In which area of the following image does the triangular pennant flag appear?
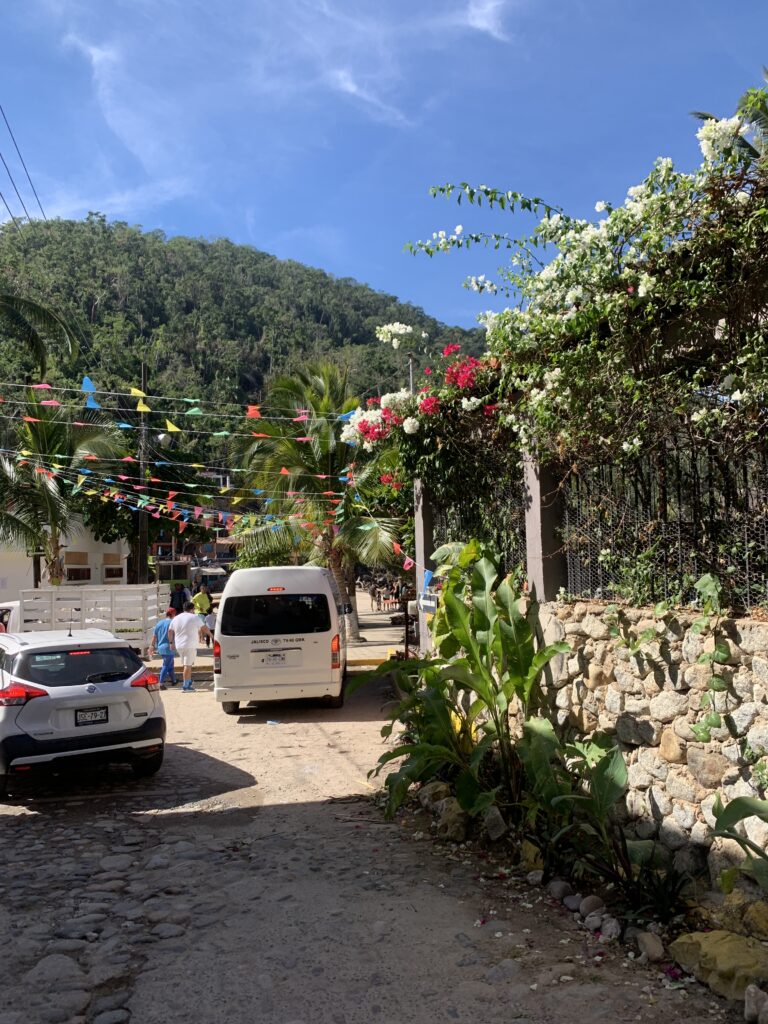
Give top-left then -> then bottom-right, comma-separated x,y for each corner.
185,407 -> 203,416
76,474 -> 87,488
193,506 -> 202,520
393,542 -> 401,555
130,387 -> 146,398
40,399 -> 60,406
23,416 -> 41,423
295,436 -> 314,442
212,430 -> 230,437
178,521 -> 187,534
246,405 -> 261,419
31,383 -> 51,389
403,556 -> 415,571
165,419 -> 181,432
280,467 -> 290,475
251,432 -> 269,438
121,456 -> 137,463
81,376 -> 96,394
117,422 -> 134,429
292,414 -> 309,422
136,399 -> 151,413
85,394 -> 101,410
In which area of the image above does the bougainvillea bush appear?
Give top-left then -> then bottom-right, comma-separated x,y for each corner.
345,90 -> 768,490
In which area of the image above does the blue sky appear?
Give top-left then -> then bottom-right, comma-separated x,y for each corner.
2,0 -> 768,327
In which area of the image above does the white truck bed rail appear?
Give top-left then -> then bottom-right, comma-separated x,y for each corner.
18,585 -> 170,645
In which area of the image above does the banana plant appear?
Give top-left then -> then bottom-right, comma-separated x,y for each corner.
364,541 -> 569,816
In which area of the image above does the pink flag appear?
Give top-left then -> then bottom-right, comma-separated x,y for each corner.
193,506 -> 202,519
403,556 -> 415,571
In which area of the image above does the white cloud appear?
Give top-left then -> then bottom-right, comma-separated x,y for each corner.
43,176 -> 193,220
464,0 -> 511,41
325,68 -> 411,127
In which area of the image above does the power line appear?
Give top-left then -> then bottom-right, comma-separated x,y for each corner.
0,188 -> 22,233
0,148 -> 32,223
0,103 -> 46,220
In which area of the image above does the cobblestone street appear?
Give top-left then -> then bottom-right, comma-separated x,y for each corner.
1,642 -> 741,1024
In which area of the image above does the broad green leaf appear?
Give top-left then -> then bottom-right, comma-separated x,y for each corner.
714,795 -> 768,831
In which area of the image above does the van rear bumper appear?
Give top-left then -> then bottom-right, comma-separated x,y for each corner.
214,680 -> 342,703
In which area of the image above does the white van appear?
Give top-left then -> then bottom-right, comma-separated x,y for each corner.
213,566 -> 347,715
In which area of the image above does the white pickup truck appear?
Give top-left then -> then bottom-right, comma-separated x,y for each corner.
0,585 -> 170,649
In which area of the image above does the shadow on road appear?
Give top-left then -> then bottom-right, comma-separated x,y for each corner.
2,741 -> 256,815
229,674 -> 395,725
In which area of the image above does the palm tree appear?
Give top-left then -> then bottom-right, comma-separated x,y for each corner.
693,68 -> 768,160
238,363 -> 400,639
0,293 -> 78,376
0,395 -> 122,584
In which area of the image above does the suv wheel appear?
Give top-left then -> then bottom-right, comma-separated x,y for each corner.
222,701 -> 240,715
132,749 -> 164,778
0,775 -> 7,799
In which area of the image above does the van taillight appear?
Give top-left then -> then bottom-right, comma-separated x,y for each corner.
213,640 -> 221,673
331,634 -> 340,669
0,681 -> 47,706
131,671 -> 161,692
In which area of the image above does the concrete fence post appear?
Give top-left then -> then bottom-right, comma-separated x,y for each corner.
522,456 -> 568,601
413,478 -> 435,654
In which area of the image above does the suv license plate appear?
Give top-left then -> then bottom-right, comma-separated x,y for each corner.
76,706 -> 108,726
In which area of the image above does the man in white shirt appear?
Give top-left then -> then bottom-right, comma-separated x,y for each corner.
168,602 -> 212,692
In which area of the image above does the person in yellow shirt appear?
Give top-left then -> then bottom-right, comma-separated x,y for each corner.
192,584 -> 213,648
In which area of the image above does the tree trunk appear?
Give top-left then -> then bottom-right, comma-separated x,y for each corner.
44,532 -> 63,586
327,545 -> 360,642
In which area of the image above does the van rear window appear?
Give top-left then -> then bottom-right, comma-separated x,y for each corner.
220,594 -> 331,635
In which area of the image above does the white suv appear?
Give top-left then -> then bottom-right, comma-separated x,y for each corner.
0,629 -> 166,797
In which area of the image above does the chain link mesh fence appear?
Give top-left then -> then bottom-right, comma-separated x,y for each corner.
562,450 -> 768,611
432,473 -> 527,576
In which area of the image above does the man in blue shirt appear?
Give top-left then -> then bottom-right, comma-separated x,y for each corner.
149,608 -> 177,689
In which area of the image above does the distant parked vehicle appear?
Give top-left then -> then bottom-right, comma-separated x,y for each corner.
0,629 -> 166,798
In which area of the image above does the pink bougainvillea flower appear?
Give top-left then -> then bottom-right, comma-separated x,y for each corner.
442,343 -> 461,357
379,473 -> 394,485
445,356 -> 483,390
419,395 -> 441,416
483,404 -> 498,417
366,397 -> 380,407
424,367 -> 432,375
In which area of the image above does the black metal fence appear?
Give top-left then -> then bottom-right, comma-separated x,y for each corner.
432,474 -> 527,577
562,450 -> 768,611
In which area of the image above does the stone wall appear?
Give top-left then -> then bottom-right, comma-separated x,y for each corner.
537,600 -> 768,884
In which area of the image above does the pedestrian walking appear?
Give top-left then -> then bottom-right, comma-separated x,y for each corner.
168,602 -> 212,692
169,583 -> 189,614
204,607 -> 217,646
192,583 -> 212,619
149,608 -> 177,689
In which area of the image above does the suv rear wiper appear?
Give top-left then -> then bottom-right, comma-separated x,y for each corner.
84,671 -> 129,683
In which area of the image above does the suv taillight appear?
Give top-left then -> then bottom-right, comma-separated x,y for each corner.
331,633 -> 340,670
0,681 -> 47,706
130,670 -> 161,692
213,640 -> 221,673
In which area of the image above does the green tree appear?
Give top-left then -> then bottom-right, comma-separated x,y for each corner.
0,397 -> 122,583
238,363 -> 400,638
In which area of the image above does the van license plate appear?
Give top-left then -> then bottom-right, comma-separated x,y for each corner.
76,706 -> 108,726
263,652 -> 285,665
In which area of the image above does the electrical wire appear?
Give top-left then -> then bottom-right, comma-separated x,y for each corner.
0,188 -> 22,232
0,103 -> 46,220
0,148 -> 32,223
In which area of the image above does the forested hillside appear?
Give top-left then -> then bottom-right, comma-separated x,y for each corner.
0,215 -> 481,402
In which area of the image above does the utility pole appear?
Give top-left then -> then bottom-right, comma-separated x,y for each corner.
136,361 -> 149,584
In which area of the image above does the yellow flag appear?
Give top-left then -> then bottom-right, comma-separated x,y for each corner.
219,486 -> 231,494
130,387 -> 146,397
136,399 -> 151,413
232,496 -> 243,505
76,474 -> 87,488
165,419 -> 181,432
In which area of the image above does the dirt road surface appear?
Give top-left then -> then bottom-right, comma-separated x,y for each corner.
1,650 -> 740,1023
